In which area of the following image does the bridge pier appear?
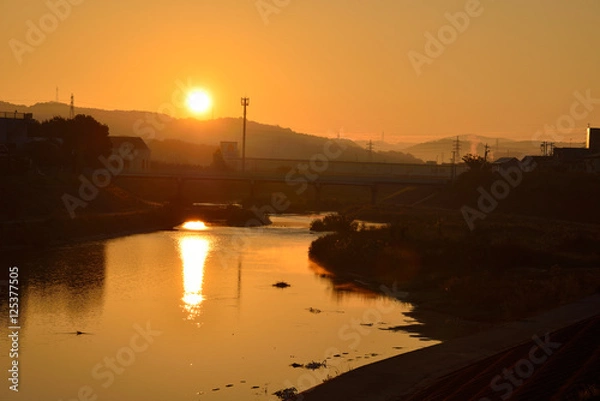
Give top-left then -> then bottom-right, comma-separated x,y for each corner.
370,185 -> 378,205
175,178 -> 185,205
249,179 -> 256,201
313,183 -> 322,212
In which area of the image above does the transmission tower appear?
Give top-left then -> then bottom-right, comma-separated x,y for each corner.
453,136 -> 461,161
451,150 -> 457,180
69,94 -> 75,119
367,139 -> 374,162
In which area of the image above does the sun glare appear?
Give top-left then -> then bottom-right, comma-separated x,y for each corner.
186,90 -> 212,114
182,221 -> 207,231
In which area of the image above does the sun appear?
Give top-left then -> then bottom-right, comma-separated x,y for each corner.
186,89 -> 212,115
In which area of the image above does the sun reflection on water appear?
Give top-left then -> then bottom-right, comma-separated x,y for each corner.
178,236 -> 210,320
182,221 -> 208,231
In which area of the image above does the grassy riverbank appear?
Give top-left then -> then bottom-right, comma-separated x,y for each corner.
0,173 -> 182,250
309,209 -> 600,323
0,172 -> 278,250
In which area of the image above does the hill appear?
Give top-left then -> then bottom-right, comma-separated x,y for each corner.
402,134 -> 586,163
0,101 -> 422,165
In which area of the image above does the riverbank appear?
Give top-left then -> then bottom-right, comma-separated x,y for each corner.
299,294 -> 600,401
0,172 -> 275,251
309,208 -> 600,324
0,207 -> 176,251
0,172 -> 176,250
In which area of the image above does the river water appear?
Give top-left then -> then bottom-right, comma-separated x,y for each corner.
0,214 -> 437,401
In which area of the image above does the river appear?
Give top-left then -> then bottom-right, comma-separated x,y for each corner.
0,214 -> 438,401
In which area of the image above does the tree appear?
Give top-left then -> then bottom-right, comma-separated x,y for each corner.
37,115 -> 111,171
462,153 -> 489,171
210,149 -> 231,172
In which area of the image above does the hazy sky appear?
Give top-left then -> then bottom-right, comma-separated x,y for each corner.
1,0 -> 599,142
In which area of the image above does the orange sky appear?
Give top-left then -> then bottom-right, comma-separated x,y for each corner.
1,0 -> 599,143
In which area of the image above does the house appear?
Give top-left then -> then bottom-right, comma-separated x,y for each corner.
587,127 -> 600,152
108,136 -> 151,173
491,157 -> 520,173
552,148 -> 591,172
0,111 -> 33,151
520,155 -> 556,172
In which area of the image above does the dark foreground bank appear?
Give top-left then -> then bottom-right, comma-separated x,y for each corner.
309,209 -> 600,323
297,295 -> 600,401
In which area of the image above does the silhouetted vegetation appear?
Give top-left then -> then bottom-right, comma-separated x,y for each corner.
309,213 -> 358,232
29,115 -> 111,172
210,148 -> 231,172
309,208 -> 600,322
461,153 -> 489,171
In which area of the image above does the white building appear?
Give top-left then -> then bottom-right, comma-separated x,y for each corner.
109,136 -> 151,173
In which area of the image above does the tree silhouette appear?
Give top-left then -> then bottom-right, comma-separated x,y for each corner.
462,153 -> 489,171
37,115 -> 111,171
210,149 -> 231,172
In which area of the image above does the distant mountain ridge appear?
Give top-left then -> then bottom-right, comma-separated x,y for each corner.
0,101 -> 423,165
401,134 -> 587,163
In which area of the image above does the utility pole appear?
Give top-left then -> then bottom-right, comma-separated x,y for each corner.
69,94 -> 75,119
484,143 -> 490,162
367,139 -> 373,162
241,97 -> 249,172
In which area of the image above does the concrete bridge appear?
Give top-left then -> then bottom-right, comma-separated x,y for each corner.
119,168 -> 455,205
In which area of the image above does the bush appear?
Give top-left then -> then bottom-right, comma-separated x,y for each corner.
309,213 -> 358,232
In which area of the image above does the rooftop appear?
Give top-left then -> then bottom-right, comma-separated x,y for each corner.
109,136 -> 149,151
